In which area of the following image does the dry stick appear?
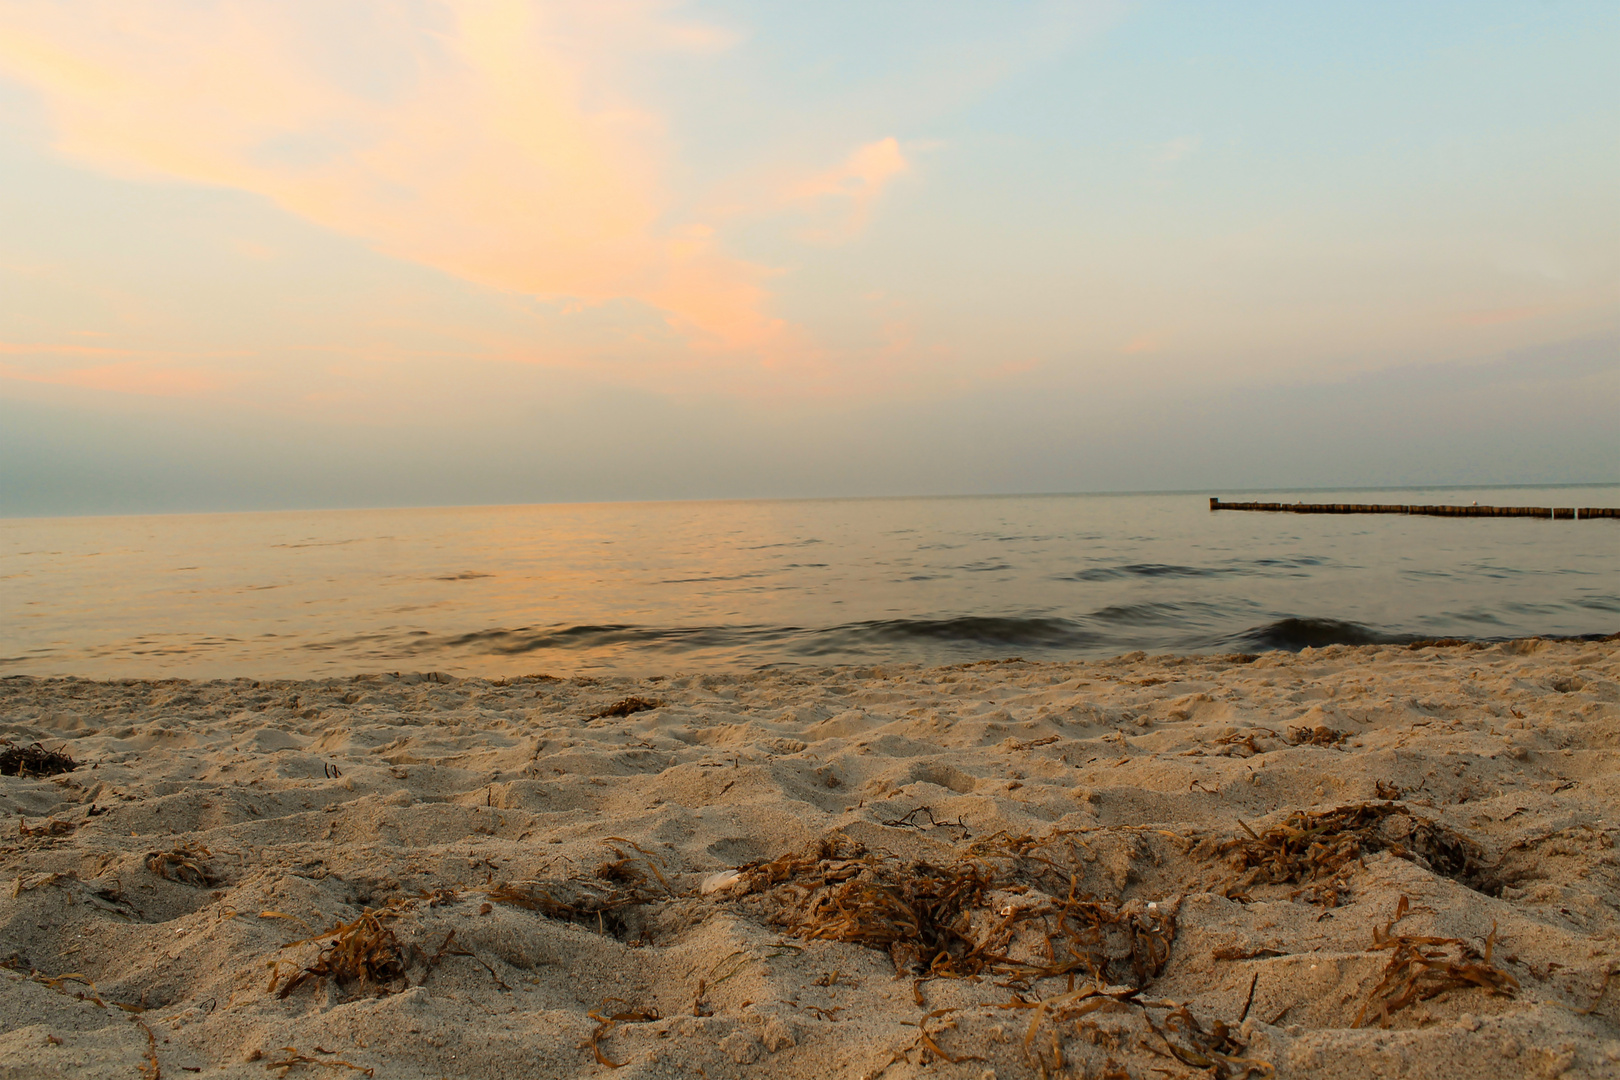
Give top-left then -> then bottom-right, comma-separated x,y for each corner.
880,806 -> 971,837
427,930 -> 509,990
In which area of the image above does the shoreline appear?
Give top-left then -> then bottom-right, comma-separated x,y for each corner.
1,639 -> 1616,1078
6,629 -> 1617,688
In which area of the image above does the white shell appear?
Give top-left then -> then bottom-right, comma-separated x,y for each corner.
701,869 -> 743,895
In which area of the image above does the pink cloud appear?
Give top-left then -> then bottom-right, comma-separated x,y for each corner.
0,360 -> 224,396
0,339 -> 250,396
787,137 -> 910,244
0,1 -> 790,354
0,340 -> 137,357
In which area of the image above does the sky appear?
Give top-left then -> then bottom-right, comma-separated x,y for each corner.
0,0 -> 1616,516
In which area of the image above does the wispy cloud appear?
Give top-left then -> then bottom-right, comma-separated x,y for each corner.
0,1 -> 795,353
0,339 -> 239,395
0,340 -> 138,357
0,360 -> 225,396
786,137 -> 910,244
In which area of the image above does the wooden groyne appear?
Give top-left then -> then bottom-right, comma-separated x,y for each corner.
1210,498 -> 1618,520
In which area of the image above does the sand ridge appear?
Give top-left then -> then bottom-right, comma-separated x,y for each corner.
0,639 -> 1616,1078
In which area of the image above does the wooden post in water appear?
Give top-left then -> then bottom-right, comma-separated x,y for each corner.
1209,498 -> 1614,519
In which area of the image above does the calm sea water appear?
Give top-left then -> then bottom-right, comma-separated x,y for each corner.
2,486 -> 1616,680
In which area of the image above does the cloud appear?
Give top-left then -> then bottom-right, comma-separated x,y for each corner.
1,360 -> 225,396
786,136 -> 910,244
0,340 -> 235,395
0,1 -> 789,353
0,340 -> 137,358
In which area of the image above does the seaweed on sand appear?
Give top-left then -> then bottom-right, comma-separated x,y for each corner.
793,857 -> 994,975
583,1002 -> 660,1068
736,831 -> 1180,986
1214,729 -> 1275,756
270,908 -> 409,1000
146,846 -> 218,888
997,986 -> 1272,1080
425,930 -> 510,991
0,741 -> 75,777
596,837 -> 674,894
864,1007 -> 986,1078
1355,898 -> 1518,1027
17,818 -> 75,838
1287,725 -> 1347,747
484,878 -> 656,937
261,1048 -> 375,1077
1218,802 -> 1487,905
587,697 -> 662,721
483,839 -> 670,937
134,1018 -> 160,1080
1143,1004 -> 1274,1079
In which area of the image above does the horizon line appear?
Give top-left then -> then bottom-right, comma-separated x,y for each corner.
4,479 -> 1619,523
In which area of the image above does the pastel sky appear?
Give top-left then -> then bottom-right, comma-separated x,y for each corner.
1,0 -> 1616,514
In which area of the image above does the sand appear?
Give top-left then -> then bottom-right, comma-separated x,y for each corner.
0,638 -> 1616,1079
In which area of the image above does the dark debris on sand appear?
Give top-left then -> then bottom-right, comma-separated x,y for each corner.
1356,896 -> 1519,1027
588,697 -> 663,721
1215,802 -> 1490,905
270,906 -> 411,1001
146,845 -> 219,888
0,740 -> 76,777
736,832 -> 1178,987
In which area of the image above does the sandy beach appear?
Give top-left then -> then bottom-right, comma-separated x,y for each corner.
1,638 -> 1616,1079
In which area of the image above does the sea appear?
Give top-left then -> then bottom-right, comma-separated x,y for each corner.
2,485 -> 1616,680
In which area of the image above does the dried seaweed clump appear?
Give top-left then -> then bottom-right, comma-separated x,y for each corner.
0,741 -> 75,777
146,845 -> 217,887
1146,1004 -> 1273,1079
596,837 -> 673,893
1219,803 -> 1486,905
485,838 -> 670,938
1286,725 -> 1347,747
738,832 -> 1177,986
1000,984 -> 1270,1080
271,908 -> 409,1000
1356,899 -> 1518,1027
794,854 -> 994,975
588,697 -> 662,720
485,879 -> 653,937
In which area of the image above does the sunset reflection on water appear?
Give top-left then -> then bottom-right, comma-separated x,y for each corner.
4,488 -> 1615,679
